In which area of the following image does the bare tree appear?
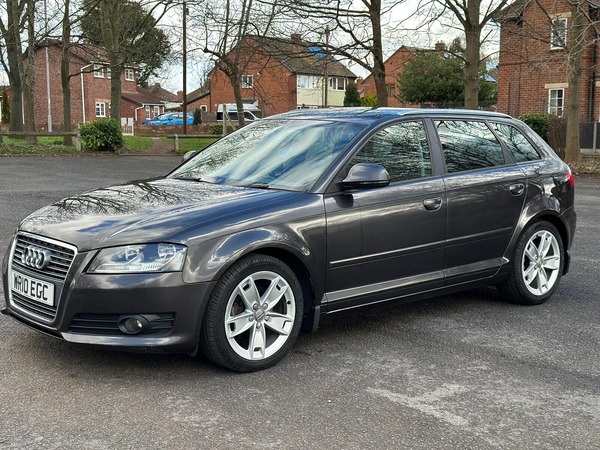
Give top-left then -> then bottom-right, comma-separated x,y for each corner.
194,0 -> 286,126
284,0 -> 404,107
0,0 -> 29,132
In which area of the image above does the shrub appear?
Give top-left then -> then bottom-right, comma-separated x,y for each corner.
209,124 -> 235,135
344,83 -> 361,107
360,93 -> 378,108
193,107 -> 202,125
518,113 -> 550,142
78,118 -> 124,151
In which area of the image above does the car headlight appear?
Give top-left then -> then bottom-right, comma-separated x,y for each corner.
88,243 -> 187,273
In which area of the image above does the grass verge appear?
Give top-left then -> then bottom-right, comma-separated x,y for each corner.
162,137 -> 219,155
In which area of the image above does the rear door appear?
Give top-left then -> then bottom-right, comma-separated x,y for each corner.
432,119 -> 527,284
324,120 -> 446,312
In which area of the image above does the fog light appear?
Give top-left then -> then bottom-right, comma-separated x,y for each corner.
117,315 -> 149,335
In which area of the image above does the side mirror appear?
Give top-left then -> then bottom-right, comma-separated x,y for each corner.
342,163 -> 390,190
183,150 -> 198,161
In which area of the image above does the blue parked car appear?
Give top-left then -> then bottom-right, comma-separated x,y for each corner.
143,112 -> 193,126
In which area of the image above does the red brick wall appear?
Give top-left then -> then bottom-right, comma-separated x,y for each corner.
32,44 -> 140,130
206,51 -> 297,116
358,46 -> 417,107
497,0 -> 598,121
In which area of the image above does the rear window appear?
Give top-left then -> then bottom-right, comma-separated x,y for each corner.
435,120 -> 505,173
491,123 -> 542,162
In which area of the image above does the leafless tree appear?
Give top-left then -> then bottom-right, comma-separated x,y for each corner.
283,0 -> 405,107
192,0 -> 287,126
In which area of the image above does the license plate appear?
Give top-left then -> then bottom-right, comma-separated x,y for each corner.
10,270 -> 55,306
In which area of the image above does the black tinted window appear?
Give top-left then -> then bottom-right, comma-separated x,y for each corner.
492,123 -> 542,162
435,120 -> 505,173
350,121 -> 432,182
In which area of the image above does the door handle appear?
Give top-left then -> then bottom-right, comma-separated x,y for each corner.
509,183 -> 525,196
423,197 -> 442,211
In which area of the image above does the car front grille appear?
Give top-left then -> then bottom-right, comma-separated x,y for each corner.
12,234 -> 76,281
9,233 -> 77,323
11,291 -> 57,322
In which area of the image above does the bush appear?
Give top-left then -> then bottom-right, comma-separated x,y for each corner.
209,124 -> 235,135
360,92 -> 378,108
518,113 -> 550,142
78,118 -> 124,151
193,108 -> 202,125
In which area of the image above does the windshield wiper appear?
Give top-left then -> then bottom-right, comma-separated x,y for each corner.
244,183 -> 271,189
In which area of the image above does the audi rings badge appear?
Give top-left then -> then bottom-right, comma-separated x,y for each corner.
21,246 -> 52,270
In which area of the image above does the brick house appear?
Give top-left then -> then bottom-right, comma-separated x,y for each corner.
496,0 -> 600,121
359,46 -> 418,107
188,35 -> 357,116
26,42 -> 153,129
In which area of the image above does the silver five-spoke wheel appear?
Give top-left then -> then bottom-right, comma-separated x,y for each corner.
225,271 -> 296,360
201,254 -> 303,372
500,221 -> 564,305
521,229 -> 561,296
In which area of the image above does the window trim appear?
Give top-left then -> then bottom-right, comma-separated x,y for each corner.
95,102 -> 106,117
125,68 -> 135,81
241,75 -> 254,89
548,88 -> 565,117
550,17 -> 567,49
93,64 -> 104,78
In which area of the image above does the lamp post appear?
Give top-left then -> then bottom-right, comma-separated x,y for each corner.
182,0 -> 188,135
323,26 -> 329,109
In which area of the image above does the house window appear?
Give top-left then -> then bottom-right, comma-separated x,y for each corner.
200,105 -> 207,112
95,102 -> 106,117
386,84 -> 396,97
551,18 -> 567,49
329,77 -> 348,91
106,67 -> 111,79
125,68 -> 135,81
94,64 -> 104,78
145,105 -> 151,118
297,75 -> 319,89
241,75 -> 253,88
548,88 -> 564,116
154,105 -> 160,116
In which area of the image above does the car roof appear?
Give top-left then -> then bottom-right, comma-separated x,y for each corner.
268,107 -> 512,125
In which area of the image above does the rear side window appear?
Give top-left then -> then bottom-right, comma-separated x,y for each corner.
435,120 -> 505,173
350,121 -> 432,183
491,123 -> 542,162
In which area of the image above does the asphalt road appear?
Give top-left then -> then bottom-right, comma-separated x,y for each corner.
0,156 -> 598,449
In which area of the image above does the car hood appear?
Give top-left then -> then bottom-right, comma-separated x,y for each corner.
19,178 -> 288,251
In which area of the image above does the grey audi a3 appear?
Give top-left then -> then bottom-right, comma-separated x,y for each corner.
2,108 -> 576,371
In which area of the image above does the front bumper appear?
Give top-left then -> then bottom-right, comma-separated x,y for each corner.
2,244 -> 216,354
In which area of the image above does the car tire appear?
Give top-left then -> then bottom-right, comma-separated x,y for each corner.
499,221 -> 564,305
200,254 -> 304,372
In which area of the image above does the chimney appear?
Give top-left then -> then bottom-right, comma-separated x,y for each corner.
435,41 -> 446,53
291,33 -> 302,44
177,90 -> 184,99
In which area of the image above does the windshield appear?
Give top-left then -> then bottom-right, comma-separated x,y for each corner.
169,119 -> 365,191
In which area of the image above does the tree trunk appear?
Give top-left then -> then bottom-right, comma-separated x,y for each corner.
231,73 -> 246,127
23,0 -> 37,144
370,0 -> 387,107
564,0 -> 584,164
110,62 -> 122,121
62,0 -> 73,146
4,0 -> 25,132
464,0 -> 482,109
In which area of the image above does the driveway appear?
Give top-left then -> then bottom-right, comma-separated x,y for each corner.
0,156 -> 599,449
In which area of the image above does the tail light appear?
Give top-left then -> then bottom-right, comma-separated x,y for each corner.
566,168 -> 575,188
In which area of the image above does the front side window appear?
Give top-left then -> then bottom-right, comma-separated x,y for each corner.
95,102 -> 105,117
348,121 -> 432,183
154,105 -> 160,116
297,75 -> 319,89
551,18 -> 567,49
491,123 -> 542,162
548,89 -> 564,116
435,120 -> 505,173
145,105 -> 151,118
170,119 -> 365,191
125,68 -> 135,81
94,64 -> 104,78
241,75 -> 253,88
